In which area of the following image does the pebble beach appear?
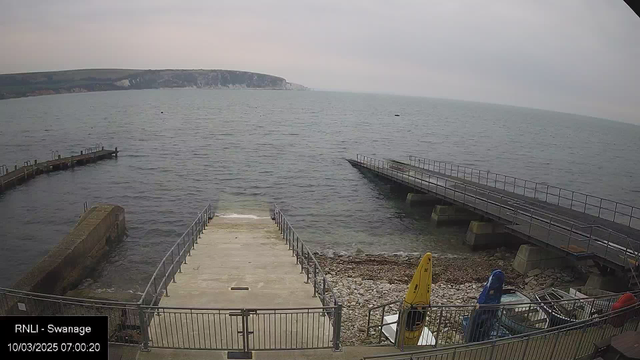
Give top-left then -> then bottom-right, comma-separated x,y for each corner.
315,248 -> 585,346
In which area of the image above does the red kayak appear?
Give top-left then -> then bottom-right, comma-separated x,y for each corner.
608,293 -> 638,328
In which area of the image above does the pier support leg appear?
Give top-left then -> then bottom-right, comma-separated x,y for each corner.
430,205 -> 481,225
465,221 -> 506,250
512,244 -> 565,275
585,273 -> 627,293
390,184 -> 411,198
405,193 -> 438,207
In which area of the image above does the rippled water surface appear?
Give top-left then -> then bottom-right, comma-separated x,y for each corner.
1,89 -> 639,293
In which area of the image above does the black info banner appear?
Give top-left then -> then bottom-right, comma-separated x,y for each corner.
1,316 -> 108,359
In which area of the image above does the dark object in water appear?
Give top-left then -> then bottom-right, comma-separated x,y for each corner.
394,114 -> 400,116
464,269 -> 504,343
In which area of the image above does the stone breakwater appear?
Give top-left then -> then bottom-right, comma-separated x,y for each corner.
315,248 -> 584,346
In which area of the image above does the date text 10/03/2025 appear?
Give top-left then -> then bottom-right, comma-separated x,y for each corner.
1,316 -> 108,359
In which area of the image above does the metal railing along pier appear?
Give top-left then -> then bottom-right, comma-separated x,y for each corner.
139,204 -> 214,306
408,156 -> 640,230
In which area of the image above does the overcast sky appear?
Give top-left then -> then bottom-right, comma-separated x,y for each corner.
1,0 -> 639,124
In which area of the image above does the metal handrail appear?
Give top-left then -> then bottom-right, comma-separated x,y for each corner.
408,155 -> 640,229
273,204 -> 342,351
407,156 -> 640,269
139,204 -> 214,306
354,155 -> 640,269
272,204 -> 341,307
363,299 -> 640,359
141,305 -> 338,311
0,287 -> 138,306
368,288 -> 640,313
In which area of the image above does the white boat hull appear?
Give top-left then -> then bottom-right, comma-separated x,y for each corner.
381,314 -> 436,346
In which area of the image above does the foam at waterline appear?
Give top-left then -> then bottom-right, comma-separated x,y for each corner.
215,213 -> 271,219
313,250 -> 461,258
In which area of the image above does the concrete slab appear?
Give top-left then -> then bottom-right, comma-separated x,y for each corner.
147,215 -> 331,350
158,215 -> 322,308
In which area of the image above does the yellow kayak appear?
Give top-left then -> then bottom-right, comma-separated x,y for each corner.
401,252 -> 432,346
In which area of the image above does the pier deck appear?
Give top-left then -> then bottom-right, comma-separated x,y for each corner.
0,148 -> 118,194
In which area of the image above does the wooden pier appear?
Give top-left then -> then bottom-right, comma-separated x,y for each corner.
0,147 -> 118,194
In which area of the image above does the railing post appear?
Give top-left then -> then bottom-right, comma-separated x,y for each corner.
586,226 -> 593,253
520,337 -> 530,360
598,198 -> 603,218
305,250 -> 310,284
322,277 -> 327,306
241,308 -> 250,353
162,262 -> 169,297
295,236 -> 299,262
488,341 -> 497,360
313,263 -> 317,296
138,305 -> 150,352
434,307 -> 444,348
573,321 -> 588,359
333,304 -> 342,351
152,276 -> 159,299
568,224 -> 574,249
550,331 -> 561,359
396,307 -> 406,351
300,243 -> 305,274
172,250 -> 177,282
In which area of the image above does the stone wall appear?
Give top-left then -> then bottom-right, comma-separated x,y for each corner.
11,204 -> 126,295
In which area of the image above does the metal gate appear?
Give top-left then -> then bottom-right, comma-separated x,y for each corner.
143,306 -> 341,352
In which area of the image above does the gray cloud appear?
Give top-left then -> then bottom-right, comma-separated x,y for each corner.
1,0 -> 639,124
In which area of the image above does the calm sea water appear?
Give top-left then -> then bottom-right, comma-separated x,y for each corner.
1,89 -> 639,293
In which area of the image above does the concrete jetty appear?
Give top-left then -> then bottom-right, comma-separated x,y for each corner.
158,215 -> 322,308
0,147 -> 118,194
147,214 -> 332,351
2,204 -> 126,316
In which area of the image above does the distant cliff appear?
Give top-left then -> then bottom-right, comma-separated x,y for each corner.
0,69 -> 308,100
